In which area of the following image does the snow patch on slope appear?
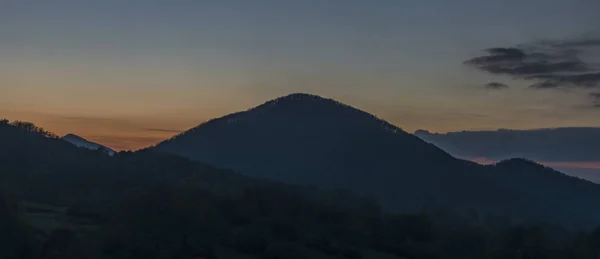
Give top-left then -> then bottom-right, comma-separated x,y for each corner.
62,134 -> 116,156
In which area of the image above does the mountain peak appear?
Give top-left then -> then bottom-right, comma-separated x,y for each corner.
256,93 -> 341,110
221,93 -> 411,137
155,93 -> 460,202
276,93 -> 330,101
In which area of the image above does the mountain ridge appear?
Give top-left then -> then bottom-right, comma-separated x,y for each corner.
413,127 -> 600,162
413,127 -> 600,183
153,93 -> 600,228
180,93 -> 412,138
6,120 -> 594,259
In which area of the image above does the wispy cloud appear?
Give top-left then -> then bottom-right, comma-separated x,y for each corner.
464,34 -> 600,106
86,135 -> 167,151
485,82 -> 509,90
144,128 -> 184,133
589,92 -> 600,107
465,45 -> 590,78
528,72 -> 600,89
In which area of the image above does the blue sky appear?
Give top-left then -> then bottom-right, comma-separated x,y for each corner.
1,0 -> 599,149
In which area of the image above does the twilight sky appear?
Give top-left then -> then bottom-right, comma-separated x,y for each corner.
1,0 -> 599,150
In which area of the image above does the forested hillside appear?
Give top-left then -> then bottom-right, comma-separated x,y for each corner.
2,120 -> 600,259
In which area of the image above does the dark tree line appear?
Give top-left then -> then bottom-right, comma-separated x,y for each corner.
4,185 -> 600,259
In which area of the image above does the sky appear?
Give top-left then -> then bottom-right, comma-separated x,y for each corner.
1,0 -> 600,151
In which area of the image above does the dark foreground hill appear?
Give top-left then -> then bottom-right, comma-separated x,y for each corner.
0,119 -> 394,259
154,93 -> 600,229
3,119 -> 600,259
0,119 -> 378,214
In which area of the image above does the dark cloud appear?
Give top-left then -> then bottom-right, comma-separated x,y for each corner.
486,47 -> 526,57
464,34 -> 600,106
590,92 -> 600,107
529,81 -> 560,89
465,48 -> 590,77
529,72 -> 600,89
485,82 -> 509,90
471,48 -> 526,63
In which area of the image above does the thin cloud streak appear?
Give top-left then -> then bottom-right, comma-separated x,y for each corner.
485,82 -> 509,90
144,128 -> 185,133
85,135 -> 168,151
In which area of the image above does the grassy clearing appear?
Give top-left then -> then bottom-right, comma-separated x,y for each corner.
21,201 -> 99,236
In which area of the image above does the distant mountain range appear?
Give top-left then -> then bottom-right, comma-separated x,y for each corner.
2,94 -> 600,228
154,93 -> 600,228
3,96 -> 600,258
414,128 -> 600,183
62,134 -> 116,156
414,128 -> 600,162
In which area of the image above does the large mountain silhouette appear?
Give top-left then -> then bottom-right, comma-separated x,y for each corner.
0,119 -> 377,214
7,120 -> 593,259
0,119 -> 408,258
154,93 -> 600,228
